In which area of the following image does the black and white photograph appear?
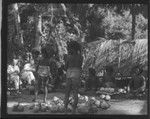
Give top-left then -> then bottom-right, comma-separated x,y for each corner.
5,2 -> 148,115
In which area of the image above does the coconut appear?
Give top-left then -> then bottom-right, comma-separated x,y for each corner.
105,95 -> 111,101
118,88 -> 124,93
95,100 -> 101,107
12,104 -> 19,112
53,96 -> 60,104
111,88 -> 115,92
100,94 -> 106,99
91,97 -> 96,101
100,100 -> 110,109
50,105 -> 59,113
29,104 -> 35,110
100,87 -> 104,91
123,90 -> 127,94
69,97 -> 74,105
17,104 -> 24,112
33,105 -> 40,113
40,104 -> 48,112
85,96 -> 89,102
58,105 -> 65,113
53,96 -> 59,101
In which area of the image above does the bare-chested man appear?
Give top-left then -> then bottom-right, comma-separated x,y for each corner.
64,41 -> 83,114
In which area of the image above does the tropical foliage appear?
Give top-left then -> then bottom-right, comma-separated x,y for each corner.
7,3 -> 148,76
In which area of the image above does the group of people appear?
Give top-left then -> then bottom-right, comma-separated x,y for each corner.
7,40 -> 147,114
84,65 -> 147,97
7,40 -> 83,113
30,41 -> 83,113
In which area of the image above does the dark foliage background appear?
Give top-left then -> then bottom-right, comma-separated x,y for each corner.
7,3 -> 148,76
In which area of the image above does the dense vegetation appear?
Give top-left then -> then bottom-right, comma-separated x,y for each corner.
7,3 -> 148,76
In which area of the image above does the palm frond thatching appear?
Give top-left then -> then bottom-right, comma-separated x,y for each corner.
83,38 -> 148,76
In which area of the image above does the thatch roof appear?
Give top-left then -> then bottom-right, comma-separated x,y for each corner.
83,38 -> 148,76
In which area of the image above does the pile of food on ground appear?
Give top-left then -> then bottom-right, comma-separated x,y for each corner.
96,87 -> 146,100
12,95 -> 111,113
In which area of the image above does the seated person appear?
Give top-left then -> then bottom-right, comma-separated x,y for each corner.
128,67 -> 146,95
20,61 -> 35,87
115,72 -> 124,89
103,66 -> 116,88
7,58 -> 22,93
85,67 -> 99,91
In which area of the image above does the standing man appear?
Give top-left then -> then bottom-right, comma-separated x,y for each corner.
64,41 -> 83,114
31,48 -> 40,102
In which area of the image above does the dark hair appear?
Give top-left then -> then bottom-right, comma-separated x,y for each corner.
41,47 -> 48,58
31,48 -> 40,56
89,68 -> 96,76
67,41 -> 81,55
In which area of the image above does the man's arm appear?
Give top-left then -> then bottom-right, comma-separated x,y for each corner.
139,75 -> 146,91
64,55 -> 68,71
80,55 -> 83,69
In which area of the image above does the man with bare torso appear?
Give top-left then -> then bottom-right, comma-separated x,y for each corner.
64,41 -> 83,114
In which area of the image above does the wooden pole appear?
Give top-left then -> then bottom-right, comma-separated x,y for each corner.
118,39 -> 121,69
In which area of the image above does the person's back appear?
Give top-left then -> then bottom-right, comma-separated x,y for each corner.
64,41 -> 83,114
67,54 -> 83,69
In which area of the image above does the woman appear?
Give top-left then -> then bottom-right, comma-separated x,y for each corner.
64,41 -> 83,114
20,61 -> 35,87
7,58 -> 22,93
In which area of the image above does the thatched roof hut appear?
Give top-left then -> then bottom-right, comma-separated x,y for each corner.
83,38 -> 148,77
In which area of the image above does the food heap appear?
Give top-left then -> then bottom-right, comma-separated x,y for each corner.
12,95 -> 111,113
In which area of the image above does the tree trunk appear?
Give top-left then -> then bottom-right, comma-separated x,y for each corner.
118,39 -> 121,69
12,3 -> 24,56
33,14 -> 42,51
131,5 -> 136,41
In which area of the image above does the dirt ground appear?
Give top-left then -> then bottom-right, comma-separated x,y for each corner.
7,90 -> 147,115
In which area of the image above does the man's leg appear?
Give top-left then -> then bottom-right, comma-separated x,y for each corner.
64,78 -> 71,113
72,77 -> 80,114
43,77 -> 49,103
51,74 -> 56,91
85,78 -> 90,91
72,86 -> 78,114
33,76 -> 41,102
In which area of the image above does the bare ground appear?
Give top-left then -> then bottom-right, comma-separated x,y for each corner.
7,91 -> 147,115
